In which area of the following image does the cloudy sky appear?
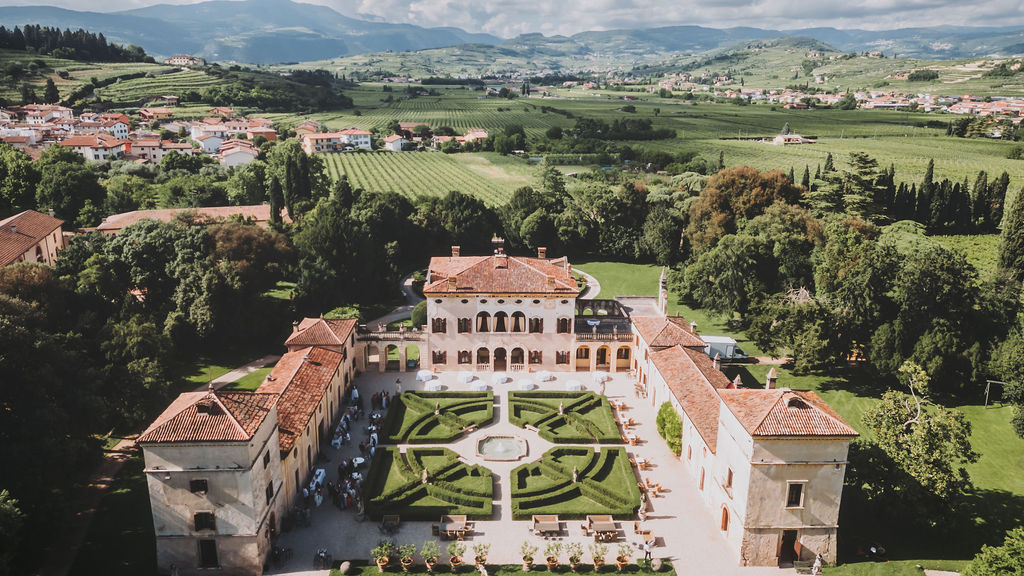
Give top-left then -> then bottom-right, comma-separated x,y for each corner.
9,0 -> 1024,36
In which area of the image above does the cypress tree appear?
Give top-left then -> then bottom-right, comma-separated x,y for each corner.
823,153 -> 834,173
972,170 -> 989,230
923,159 -> 935,192
915,182 -> 931,225
999,187 -> 1024,279
992,172 -> 1010,228
814,164 -> 821,180
801,165 -> 810,189
268,175 -> 283,224
43,77 -> 59,104
788,166 -> 795,183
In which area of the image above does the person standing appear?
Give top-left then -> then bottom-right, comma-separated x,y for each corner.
643,541 -> 652,562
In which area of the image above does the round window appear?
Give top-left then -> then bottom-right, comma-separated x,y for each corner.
461,299 -> 469,304
561,300 -> 569,304
480,299 -> 488,304
434,299 -> 442,304
532,299 -> 541,304
515,299 -> 523,304
497,299 -> 505,304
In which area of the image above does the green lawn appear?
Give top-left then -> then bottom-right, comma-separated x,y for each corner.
380,392 -> 494,443
264,280 -> 296,301
329,560 -> 677,575
362,447 -> 493,520
68,456 -> 155,576
510,447 -> 642,520
220,366 -> 274,392
508,391 -> 622,444
932,233 -> 1001,279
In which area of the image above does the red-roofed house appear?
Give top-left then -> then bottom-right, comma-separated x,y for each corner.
95,205 -> 289,234
138,390 -> 283,575
0,209 -> 64,267
218,139 -> 258,168
58,133 -> 127,161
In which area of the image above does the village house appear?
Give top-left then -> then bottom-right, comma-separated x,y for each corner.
299,128 -> 372,153
195,134 -> 225,154
0,209 -> 65,267
164,54 -> 206,66
383,134 -> 406,151
218,139 -> 259,168
58,133 -> 128,162
139,107 -> 175,123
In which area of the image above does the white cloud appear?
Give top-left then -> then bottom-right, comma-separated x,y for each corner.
7,0 -> 1024,35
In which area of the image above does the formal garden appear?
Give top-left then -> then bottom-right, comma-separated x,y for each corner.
379,391 -> 495,443
510,447 -> 642,520
508,391 -> 623,444
362,447 -> 495,520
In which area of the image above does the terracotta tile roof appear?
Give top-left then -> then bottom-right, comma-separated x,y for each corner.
631,315 -> 706,349
137,391 -> 277,444
718,389 -> 858,438
383,134 -> 404,143
258,346 -> 345,453
424,254 -> 578,295
96,205 -> 288,232
0,210 -> 63,266
339,128 -> 372,136
651,345 -> 724,452
284,317 -> 357,349
58,134 -> 125,148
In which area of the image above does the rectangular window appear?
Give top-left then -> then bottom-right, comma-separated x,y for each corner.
194,512 -> 216,531
457,318 -> 471,333
529,318 -> 543,333
556,351 -> 569,365
198,539 -> 219,568
726,468 -> 733,488
432,350 -> 447,364
458,351 -> 472,364
786,483 -> 804,508
189,479 -> 208,494
263,451 -> 271,468
431,318 -> 447,333
557,318 -> 571,334
266,481 -> 274,504
529,351 -> 543,364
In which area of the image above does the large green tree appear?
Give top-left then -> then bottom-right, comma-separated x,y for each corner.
0,143 -> 39,218
35,145 -> 104,225
963,527 -> 1024,576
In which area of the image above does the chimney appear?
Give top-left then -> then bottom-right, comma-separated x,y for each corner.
537,247 -> 547,259
491,234 -> 505,255
10,225 -> 16,234
729,374 -> 742,389
690,321 -> 697,333
766,367 -> 777,390
292,320 -> 300,334
712,352 -> 720,371
447,276 -> 457,290
493,253 -> 508,269
547,275 -> 556,290
48,209 -> 55,217
451,245 -> 460,257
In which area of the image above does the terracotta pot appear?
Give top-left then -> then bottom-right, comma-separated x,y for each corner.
523,558 -> 534,571
401,558 -> 414,572
615,557 -> 628,572
425,559 -> 437,572
475,556 -> 487,567
594,558 -> 605,570
546,557 -> 559,570
450,556 -> 463,568
376,557 -> 389,573
569,560 -> 580,572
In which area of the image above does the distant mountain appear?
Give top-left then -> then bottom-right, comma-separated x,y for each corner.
2,1 -> 1024,65
0,0 -> 502,64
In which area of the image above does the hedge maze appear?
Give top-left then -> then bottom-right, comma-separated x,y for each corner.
379,391 -> 494,444
510,447 -> 642,519
363,447 -> 494,520
508,391 -> 622,444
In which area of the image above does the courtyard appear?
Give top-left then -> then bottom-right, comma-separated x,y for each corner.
267,369 -> 788,576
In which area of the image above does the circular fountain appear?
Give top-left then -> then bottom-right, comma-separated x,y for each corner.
476,435 -> 528,461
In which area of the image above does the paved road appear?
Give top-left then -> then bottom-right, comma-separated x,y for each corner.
365,272 -> 425,330
575,269 -> 601,299
206,354 -> 282,391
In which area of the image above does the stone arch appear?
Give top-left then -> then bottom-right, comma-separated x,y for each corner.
477,347 -> 490,365
720,506 -> 729,532
510,347 -> 525,365
366,343 -> 381,372
493,347 -> 507,371
476,312 -> 490,333
615,346 -> 631,372
575,346 -> 590,371
596,345 -> 611,368
494,311 -> 508,332
385,344 -> 400,371
406,344 -> 420,369
511,311 -> 526,333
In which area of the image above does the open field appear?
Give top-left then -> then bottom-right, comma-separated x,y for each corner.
0,50 -> 172,103
93,69 -> 222,103
322,151 -> 534,204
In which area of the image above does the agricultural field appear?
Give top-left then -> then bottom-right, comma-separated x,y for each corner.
321,151 -> 534,204
0,49 -> 172,103
93,69 -> 222,104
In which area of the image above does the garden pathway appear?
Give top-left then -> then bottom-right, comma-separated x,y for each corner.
268,370 -> 791,576
366,272 -> 425,330
576,269 -> 601,300
204,354 -> 282,390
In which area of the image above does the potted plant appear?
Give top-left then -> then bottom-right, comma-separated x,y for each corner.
398,544 -> 417,573
545,542 -> 562,571
472,543 -> 491,567
590,543 -> 608,571
521,541 -> 538,571
372,540 -> 395,573
566,542 -> 583,572
422,541 -> 440,573
615,544 -> 632,572
448,541 -> 466,571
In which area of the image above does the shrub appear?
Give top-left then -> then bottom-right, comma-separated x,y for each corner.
656,402 -> 682,455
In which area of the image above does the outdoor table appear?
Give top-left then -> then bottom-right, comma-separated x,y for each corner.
537,370 -> 554,382
309,468 -> 326,492
625,433 -> 638,445
352,457 -> 365,468
492,372 -> 510,385
591,521 -> 617,533
351,472 -> 363,482
458,372 -> 475,384
427,381 -> 443,391
439,514 -> 468,537
592,371 -> 611,383
416,369 -> 434,382
565,379 -> 583,391
635,457 -> 648,470
533,514 -> 561,534
517,378 -> 534,391
471,381 -> 488,391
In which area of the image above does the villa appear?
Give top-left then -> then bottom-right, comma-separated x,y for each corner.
139,243 -> 855,575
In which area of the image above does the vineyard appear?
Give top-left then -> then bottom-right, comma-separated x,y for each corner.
93,70 -> 222,103
322,151 -> 533,205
